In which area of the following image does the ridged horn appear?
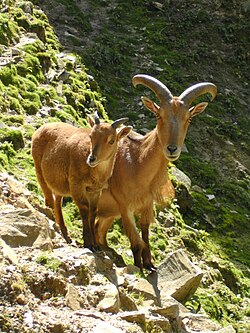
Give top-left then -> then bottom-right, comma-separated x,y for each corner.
93,111 -> 100,125
112,117 -> 129,129
179,82 -> 217,107
132,74 -> 173,104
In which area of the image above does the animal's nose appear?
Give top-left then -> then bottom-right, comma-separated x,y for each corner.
167,145 -> 177,155
88,155 -> 96,163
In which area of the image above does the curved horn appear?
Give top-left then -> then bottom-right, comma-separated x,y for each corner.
93,111 -> 100,125
111,117 -> 129,129
179,82 -> 217,107
132,74 -> 173,104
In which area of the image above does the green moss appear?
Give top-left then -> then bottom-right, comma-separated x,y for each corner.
21,99 -> 39,115
0,66 -> 18,86
0,152 -> 8,169
9,97 -> 23,113
16,53 -> 44,82
197,282 -> 246,327
36,253 -> 62,272
0,115 -> 24,126
55,109 -> 76,123
0,142 -> 16,170
22,124 -> 35,139
0,128 -> 25,150
14,11 -> 31,30
0,14 -> 20,46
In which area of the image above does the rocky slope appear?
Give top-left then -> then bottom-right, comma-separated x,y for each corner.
0,173 -> 236,332
0,0 -> 249,332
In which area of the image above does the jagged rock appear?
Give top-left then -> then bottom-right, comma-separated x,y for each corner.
151,296 -> 179,319
65,283 -> 82,310
148,249 -> 203,303
128,277 -> 158,305
0,172 -> 34,210
119,311 -> 146,325
97,283 -> 120,313
171,166 -> 192,190
171,166 -> 193,213
181,312 -> 223,332
146,314 -> 172,332
50,247 -> 94,285
0,238 -> 19,265
0,209 -> 54,249
119,291 -> 138,311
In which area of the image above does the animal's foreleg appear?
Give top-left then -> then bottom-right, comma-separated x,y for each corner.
120,208 -> 145,270
54,195 -> 71,243
140,207 -> 156,271
88,192 -> 101,250
73,194 -> 92,249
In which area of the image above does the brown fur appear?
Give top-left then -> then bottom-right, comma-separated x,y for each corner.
31,119 -> 131,248
96,82 -> 215,270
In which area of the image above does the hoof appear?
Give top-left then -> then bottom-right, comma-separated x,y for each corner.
65,236 -> 72,244
85,245 -> 101,253
144,263 -> 157,272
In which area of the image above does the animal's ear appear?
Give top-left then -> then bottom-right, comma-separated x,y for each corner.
189,102 -> 208,117
141,96 -> 160,115
117,126 -> 132,140
87,115 -> 95,128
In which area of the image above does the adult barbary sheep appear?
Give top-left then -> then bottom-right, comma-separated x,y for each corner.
31,114 -> 131,249
95,74 -> 217,270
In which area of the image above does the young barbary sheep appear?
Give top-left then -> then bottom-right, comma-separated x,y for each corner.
31,114 -> 131,249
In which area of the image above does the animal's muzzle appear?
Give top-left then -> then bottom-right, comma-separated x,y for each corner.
87,154 -> 98,167
166,145 -> 180,161
167,145 -> 177,155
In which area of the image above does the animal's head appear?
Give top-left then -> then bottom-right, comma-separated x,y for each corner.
132,74 -> 217,162
87,112 -> 132,167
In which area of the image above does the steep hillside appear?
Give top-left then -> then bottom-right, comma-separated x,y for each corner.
34,0 -> 250,265
0,0 -> 249,332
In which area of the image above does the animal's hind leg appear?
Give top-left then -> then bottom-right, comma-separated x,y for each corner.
95,216 -> 115,249
95,216 -> 126,267
54,195 -> 71,243
33,161 -> 54,209
120,207 -> 145,270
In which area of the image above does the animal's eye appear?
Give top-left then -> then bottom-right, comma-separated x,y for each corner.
108,139 -> 115,145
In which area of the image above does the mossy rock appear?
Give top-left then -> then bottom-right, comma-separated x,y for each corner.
0,15 -> 20,46
0,66 -> 18,86
0,128 -> 25,150
0,115 -> 24,126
